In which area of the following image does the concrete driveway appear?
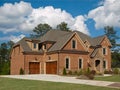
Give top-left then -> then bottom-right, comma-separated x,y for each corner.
1,74 -> 120,89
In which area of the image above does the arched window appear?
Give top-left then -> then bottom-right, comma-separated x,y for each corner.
72,40 -> 76,49
65,58 -> 70,69
78,58 -> 82,69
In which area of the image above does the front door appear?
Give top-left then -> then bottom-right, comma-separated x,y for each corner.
95,60 -> 100,72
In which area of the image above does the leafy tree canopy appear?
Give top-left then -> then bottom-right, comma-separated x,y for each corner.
31,23 -> 52,38
56,22 -> 70,31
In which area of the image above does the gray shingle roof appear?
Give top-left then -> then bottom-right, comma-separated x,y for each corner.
13,37 -> 32,52
13,30 -> 107,56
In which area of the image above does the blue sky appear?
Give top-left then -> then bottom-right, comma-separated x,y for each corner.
0,0 -> 120,43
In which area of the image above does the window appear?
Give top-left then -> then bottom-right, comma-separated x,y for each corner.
79,59 -> 82,69
66,58 -> 69,69
33,43 -> 37,49
103,60 -> 106,69
72,40 -> 76,49
103,48 -> 106,55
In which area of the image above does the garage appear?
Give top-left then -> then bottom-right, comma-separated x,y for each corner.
46,61 -> 57,74
29,62 -> 40,74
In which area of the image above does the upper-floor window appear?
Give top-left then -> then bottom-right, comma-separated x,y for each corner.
65,58 -> 70,69
33,43 -> 37,49
103,47 -> 107,55
72,40 -> 76,49
78,58 -> 82,69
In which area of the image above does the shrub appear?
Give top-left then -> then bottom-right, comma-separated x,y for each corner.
68,70 -> 73,75
73,71 -> 78,75
77,69 -> 83,76
113,68 -> 119,74
86,74 -> 94,80
104,70 -> 113,74
19,68 -> 24,75
63,68 -> 67,75
84,68 -> 91,75
90,70 -> 96,75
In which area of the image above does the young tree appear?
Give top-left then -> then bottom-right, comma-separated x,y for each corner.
56,22 -> 70,31
0,41 -> 14,75
104,26 -> 120,68
104,26 -> 119,51
31,23 -> 52,38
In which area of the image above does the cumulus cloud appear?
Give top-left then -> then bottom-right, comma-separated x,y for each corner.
10,34 -> 25,43
0,34 -> 25,43
88,0 -> 120,29
0,1 -> 89,35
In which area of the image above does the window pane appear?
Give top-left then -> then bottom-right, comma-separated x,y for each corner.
72,40 -> 76,49
103,61 -> 106,68
66,58 -> 69,69
34,43 -> 36,49
79,59 -> 82,69
103,48 -> 106,55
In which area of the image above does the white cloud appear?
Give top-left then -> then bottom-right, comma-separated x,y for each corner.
88,0 -> 120,29
10,34 -> 25,43
0,1 -> 89,35
0,34 -> 25,43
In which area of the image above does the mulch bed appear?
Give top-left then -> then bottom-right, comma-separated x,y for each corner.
108,83 -> 120,88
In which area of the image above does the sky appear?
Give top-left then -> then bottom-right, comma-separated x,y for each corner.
0,0 -> 120,44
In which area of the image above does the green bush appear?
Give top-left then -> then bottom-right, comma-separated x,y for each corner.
73,71 -> 78,75
68,70 -> 72,75
104,70 -> 113,74
77,69 -> 83,76
113,68 -> 119,74
19,68 -> 24,75
63,68 -> 67,75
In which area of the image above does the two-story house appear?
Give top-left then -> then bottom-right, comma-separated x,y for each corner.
10,30 -> 112,75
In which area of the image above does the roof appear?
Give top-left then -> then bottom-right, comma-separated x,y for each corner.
13,30 -> 108,54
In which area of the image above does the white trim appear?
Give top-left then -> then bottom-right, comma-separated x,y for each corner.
65,56 -> 70,70
78,57 -> 83,70
103,60 -> 108,69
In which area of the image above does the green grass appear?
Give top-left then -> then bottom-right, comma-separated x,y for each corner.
0,77 -> 119,90
95,75 -> 120,82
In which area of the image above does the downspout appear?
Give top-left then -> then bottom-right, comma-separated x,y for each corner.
57,51 -> 60,75
24,53 -> 26,74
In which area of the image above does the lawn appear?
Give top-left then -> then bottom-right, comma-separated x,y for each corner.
95,75 -> 120,82
0,77 -> 119,90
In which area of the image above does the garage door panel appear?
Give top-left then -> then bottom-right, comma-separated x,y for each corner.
29,62 -> 40,74
46,61 -> 57,74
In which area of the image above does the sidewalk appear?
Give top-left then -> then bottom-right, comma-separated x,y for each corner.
1,74 -> 120,89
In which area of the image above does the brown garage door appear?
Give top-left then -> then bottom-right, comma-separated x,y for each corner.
46,61 -> 57,74
29,62 -> 40,74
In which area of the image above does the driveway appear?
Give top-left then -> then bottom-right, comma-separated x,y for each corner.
1,74 -> 120,89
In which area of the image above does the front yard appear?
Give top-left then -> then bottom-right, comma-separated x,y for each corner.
0,77 -> 119,90
95,75 -> 120,82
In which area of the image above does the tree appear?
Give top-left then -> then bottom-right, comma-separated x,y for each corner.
56,22 -> 70,31
31,23 -> 52,38
104,26 -> 120,68
104,26 -> 119,51
0,41 -> 14,75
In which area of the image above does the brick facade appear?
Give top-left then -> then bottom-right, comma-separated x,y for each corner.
10,30 -> 111,75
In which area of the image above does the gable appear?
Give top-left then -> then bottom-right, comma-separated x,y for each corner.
62,33 -> 86,51
100,36 -> 112,47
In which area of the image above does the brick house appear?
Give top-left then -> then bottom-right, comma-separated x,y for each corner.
10,30 -> 112,75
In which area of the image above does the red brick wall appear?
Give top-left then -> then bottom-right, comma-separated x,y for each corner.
58,53 -> 89,74
10,45 -> 24,75
100,37 -> 111,70
63,34 -> 86,51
